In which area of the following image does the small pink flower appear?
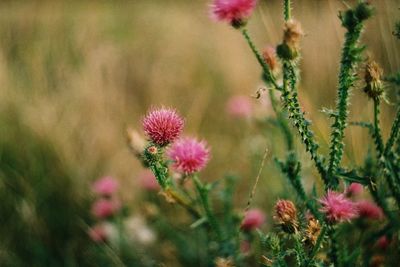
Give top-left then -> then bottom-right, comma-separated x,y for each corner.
262,46 -> 278,71
319,190 -> 358,223
226,95 -> 252,118
138,170 -> 160,191
92,176 -> 119,196
142,107 -> 184,146
88,224 -> 108,243
345,183 -> 363,197
210,0 -> 257,25
376,236 -> 390,250
240,209 -> 265,231
167,137 -> 210,174
356,200 -> 384,220
91,199 -> 121,219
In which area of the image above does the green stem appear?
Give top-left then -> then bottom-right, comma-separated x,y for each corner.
373,100 -> 385,158
327,23 -> 364,188
241,28 -> 281,90
328,226 -> 340,267
384,107 -> 400,156
193,175 -> 223,242
284,0 -> 291,21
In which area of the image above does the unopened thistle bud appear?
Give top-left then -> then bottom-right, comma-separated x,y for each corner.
303,218 -> 321,246
364,60 -> 384,101
277,20 -> 303,60
143,144 -> 161,164
274,200 -> 299,234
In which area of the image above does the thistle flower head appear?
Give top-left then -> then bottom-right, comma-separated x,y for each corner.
142,107 -> 184,146
274,200 -> 298,233
303,218 -> 321,246
226,95 -> 252,118
92,176 -> 119,196
345,182 -> 363,197
91,198 -> 121,219
319,190 -> 358,223
364,60 -> 384,101
210,0 -> 257,28
356,200 -> 384,220
167,137 -> 210,174
262,46 -> 278,71
240,209 -> 265,231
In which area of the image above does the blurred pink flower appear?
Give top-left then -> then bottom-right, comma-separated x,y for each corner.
345,183 -> 363,197
143,107 -> 184,146
210,0 -> 257,24
88,224 -> 108,243
319,190 -> 357,223
92,176 -> 119,196
167,137 -> 210,174
356,200 -> 384,220
262,46 -> 278,71
240,240 -> 251,254
376,236 -> 390,250
91,198 -> 121,219
226,95 -> 252,118
138,170 -> 160,191
240,209 -> 265,231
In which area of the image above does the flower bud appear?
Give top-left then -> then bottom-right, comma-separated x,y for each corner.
277,20 -> 303,60
274,200 -> 298,234
364,60 -> 384,101
303,218 -> 321,246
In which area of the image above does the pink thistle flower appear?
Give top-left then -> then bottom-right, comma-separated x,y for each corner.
92,176 -> 119,196
226,95 -> 252,118
356,200 -> 384,220
262,46 -> 278,71
88,224 -> 108,243
210,0 -> 257,26
240,209 -> 265,231
91,198 -> 121,219
345,183 -> 363,197
319,190 -> 358,223
138,170 -> 160,191
274,200 -> 298,233
142,107 -> 184,146
167,137 -> 210,174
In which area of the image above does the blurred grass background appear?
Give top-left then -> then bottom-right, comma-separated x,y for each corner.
0,0 -> 399,265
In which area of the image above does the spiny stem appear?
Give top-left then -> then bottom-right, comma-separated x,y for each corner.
384,107 -> 400,156
284,0 -> 291,21
327,22 -> 364,188
193,175 -> 223,242
241,28 -> 281,90
280,63 -> 327,182
373,100 -> 385,158
328,226 -> 340,267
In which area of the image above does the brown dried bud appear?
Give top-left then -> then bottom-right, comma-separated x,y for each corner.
364,60 -> 384,101
283,20 -> 303,46
303,218 -> 321,246
274,200 -> 299,234
215,257 -> 235,267
262,46 -> 278,71
260,256 -> 274,266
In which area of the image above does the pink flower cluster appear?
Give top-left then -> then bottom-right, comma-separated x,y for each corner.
210,0 -> 257,25
142,107 -> 211,175
89,176 -> 122,242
